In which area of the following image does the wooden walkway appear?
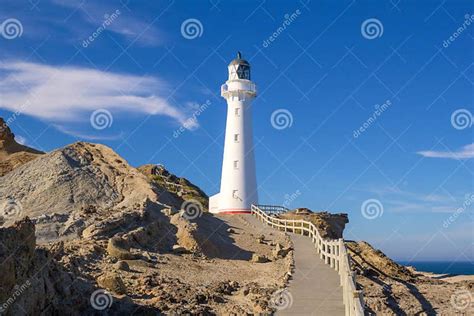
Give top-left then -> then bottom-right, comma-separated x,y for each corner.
242,214 -> 345,315
279,234 -> 345,315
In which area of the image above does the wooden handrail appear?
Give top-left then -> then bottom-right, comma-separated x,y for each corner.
251,204 -> 365,316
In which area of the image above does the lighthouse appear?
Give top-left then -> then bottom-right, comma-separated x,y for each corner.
209,52 -> 258,214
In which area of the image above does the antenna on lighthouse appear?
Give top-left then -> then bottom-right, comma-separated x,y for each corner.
237,51 -> 242,59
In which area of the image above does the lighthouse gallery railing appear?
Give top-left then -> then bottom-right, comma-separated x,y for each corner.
251,204 -> 365,316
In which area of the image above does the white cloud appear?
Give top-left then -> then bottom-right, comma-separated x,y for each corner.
364,186 -> 468,213
51,0 -> 164,46
417,143 -> 474,160
53,125 -> 125,141
0,61 -> 197,130
14,135 -> 26,145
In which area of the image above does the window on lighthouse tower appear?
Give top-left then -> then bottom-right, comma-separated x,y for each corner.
236,65 -> 250,80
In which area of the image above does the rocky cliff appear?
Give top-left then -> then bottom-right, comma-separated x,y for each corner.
0,142 -> 181,242
138,163 -> 209,210
0,126 -> 292,314
278,207 -> 349,239
346,241 -> 473,315
0,219 -> 92,315
0,118 -> 43,176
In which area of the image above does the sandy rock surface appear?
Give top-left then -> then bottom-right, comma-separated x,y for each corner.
0,138 -> 293,315
347,241 -> 474,315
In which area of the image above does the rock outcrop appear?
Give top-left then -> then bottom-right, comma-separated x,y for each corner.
0,117 -> 43,176
0,142 -> 180,242
138,164 -> 209,210
278,208 -> 348,239
0,219 -> 91,315
346,241 -> 415,281
346,241 -> 473,315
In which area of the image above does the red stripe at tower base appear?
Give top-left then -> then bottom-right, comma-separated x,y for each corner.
216,208 -> 251,214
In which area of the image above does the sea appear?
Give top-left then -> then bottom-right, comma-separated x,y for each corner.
398,261 -> 474,276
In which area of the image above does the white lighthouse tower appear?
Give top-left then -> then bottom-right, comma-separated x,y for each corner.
209,52 -> 258,214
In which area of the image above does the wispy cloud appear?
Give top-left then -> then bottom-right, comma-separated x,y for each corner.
0,61 -> 197,130
51,0 -> 164,46
364,186 -> 468,213
417,143 -> 474,160
53,124 -> 125,141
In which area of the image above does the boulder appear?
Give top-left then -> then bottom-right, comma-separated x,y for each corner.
172,244 -> 187,254
251,254 -> 269,263
114,260 -> 130,271
107,236 -> 136,260
272,243 -> 291,259
97,272 -> 127,295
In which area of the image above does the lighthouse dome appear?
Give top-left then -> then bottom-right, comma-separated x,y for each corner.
229,52 -> 250,66
228,52 -> 250,80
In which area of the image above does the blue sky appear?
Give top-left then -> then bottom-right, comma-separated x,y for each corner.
0,0 -> 472,262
